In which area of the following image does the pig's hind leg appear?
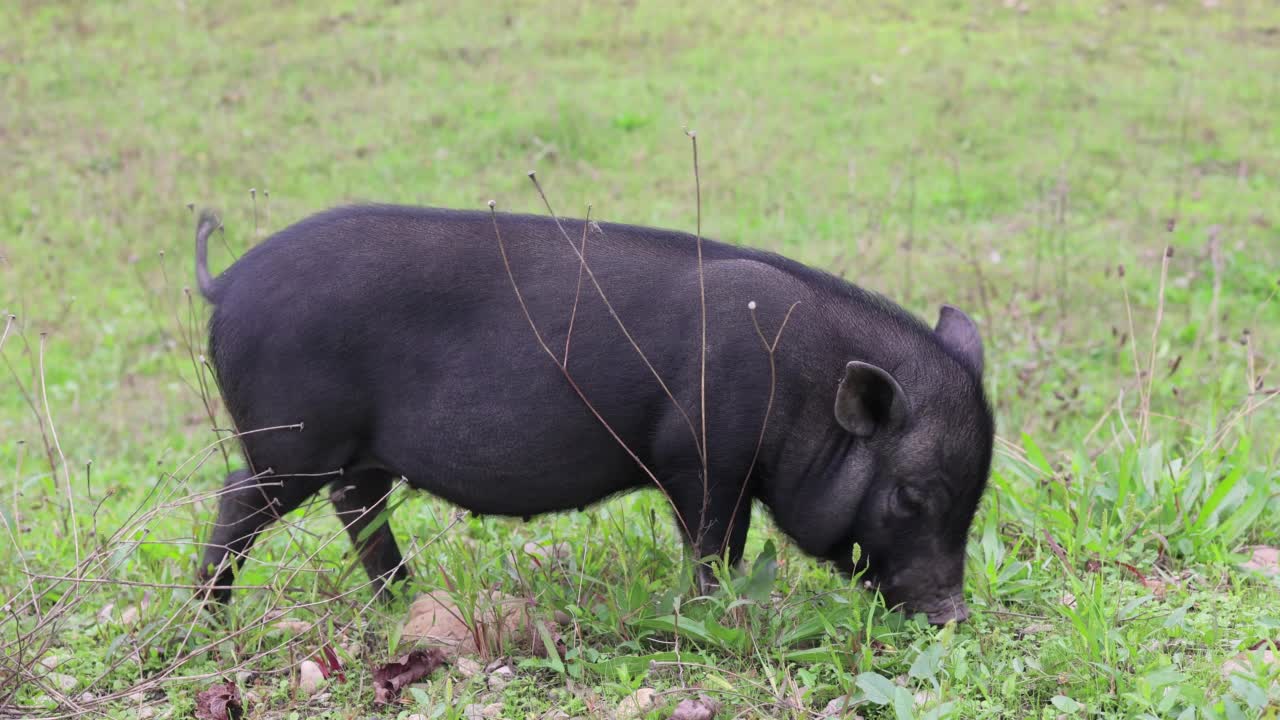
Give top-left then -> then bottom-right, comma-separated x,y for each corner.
328,469 -> 409,599
197,467 -> 329,605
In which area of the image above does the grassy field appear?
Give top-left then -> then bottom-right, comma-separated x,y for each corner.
2,1 -> 1279,718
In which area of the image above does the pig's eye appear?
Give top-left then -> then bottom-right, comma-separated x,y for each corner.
893,486 -> 926,516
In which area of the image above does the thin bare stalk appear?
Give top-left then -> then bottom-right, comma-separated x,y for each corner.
1140,247 -> 1172,444
722,300 -> 801,553
0,313 -> 13,354
185,289 -> 232,469
3,332 -> 59,501
488,202 -> 691,539
686,129 -> 711,540
562,205 -> 592,366
1118,265 -> 1146,440
38,333 -> 79,566
525,172 -> 704,460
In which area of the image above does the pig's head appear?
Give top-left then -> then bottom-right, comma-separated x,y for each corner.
830,305 -> 994,625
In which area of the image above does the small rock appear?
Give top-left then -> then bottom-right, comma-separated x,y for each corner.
542,710 -> 571,720
617,687 -> 657,719
235,670 -> 256,685
298,660 -> 325,695
461,706 -> 485,720
487,664 -> 515,690
138,708 -> 156,720
482,704 -> 503,718
1239,546 -> 1279,576
343,640 -> 363,659
1017,623 -> 1054,637
244,690 -> 261,705
408,715 -> 429,720
39,655 -> 65,670
553,610 -> 572,626
78,692 -> 95,703
455,657 -> 483,677
821,697 -> 863,719
47,673 -> 77,692
127,691 -> 147,704
668,695 -> 720,720
402,590 -> 537,658
274,620 -> 312,634
313,692 -> 331,703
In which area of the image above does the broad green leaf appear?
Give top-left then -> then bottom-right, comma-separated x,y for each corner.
855,672 -> 896,705
1050,695 -> 1081,712
909,642 -> 944,681
742,539 -> 778,604
893,686 -> 916,720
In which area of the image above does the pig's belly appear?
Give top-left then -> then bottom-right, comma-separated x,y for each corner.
369,396 -> 653,517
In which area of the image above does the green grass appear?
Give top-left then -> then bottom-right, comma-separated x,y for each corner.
2,1 -> 1279,718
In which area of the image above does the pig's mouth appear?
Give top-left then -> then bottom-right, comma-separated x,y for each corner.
876,582 -> 971,625
912,595 -> 971,626
846,557 -> 971,625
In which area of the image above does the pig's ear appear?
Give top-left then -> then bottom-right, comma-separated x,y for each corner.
934,304 -> 984,378
834,361 -> 909,437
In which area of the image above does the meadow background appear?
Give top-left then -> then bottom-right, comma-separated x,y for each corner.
1,1 -> 1278,718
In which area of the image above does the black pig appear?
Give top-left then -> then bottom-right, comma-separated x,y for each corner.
192,204 -> 994,625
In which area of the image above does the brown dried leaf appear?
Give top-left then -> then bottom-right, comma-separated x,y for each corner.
373,648 -> 446,705
194,681 -> 243,720
1222,640 -> 1278,679
668,694 -> 721,720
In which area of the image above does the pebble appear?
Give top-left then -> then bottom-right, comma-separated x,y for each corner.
455,657 -> 483,677
48,672 -> 77,692
617,688 -> 657,719
821,697 -> 864,719
487,664 -> 514,690
298,660 -> 325,695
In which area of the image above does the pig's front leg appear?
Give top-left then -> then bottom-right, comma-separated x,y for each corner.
664,472 -> 753,596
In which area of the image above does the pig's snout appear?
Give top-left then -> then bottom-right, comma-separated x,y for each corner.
919,595 -> 970,626
876,562 -> 971,625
